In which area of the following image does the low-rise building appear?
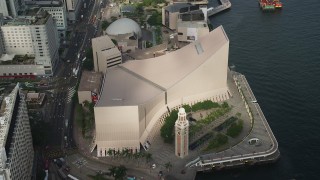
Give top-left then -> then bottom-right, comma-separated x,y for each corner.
78,71 -> 103,104
162,3 -> 191,30
25,92 -> 46,109
105,18 -> 140,53
92,35 -> 122,73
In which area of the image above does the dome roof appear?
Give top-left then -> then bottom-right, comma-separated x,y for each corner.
106,18 -> 142,39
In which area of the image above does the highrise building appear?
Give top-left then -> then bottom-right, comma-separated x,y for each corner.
64,0 -> 82,23
175,108 -> 189,158
0,0 -> 25,17
24,0 -> 68,37
0,84 -> 34,179
0,8 -> 59,76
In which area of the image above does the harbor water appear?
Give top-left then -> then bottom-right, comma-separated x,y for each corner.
196,0 -> 320,179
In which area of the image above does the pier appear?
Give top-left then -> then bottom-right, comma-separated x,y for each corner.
186,71 -> 280,171
207,0 -> 232,17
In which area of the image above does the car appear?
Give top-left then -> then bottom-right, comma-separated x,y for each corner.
64,166 -> 70,172
44,159 -> 49,170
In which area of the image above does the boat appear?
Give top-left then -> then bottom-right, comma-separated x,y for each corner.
273,0 -> 282,9
259,0 -> 275,11
259,0 -> 282,11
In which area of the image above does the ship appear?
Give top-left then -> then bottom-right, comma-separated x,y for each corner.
273,0 -> 283,9
259,0 -> 282,11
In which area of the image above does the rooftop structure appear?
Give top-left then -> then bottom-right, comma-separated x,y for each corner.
172,0 -> 209,5
24,0 -> 63,7
106,18 -> 142,39
94,26 -> 230,156
25,92 -> 46,108
163,3 -> 191,13
78,71 -> 103,104
0,84 -> 34,179
177,20 -> 209,42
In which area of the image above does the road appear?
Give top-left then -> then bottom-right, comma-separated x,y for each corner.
44,0 -> 108,178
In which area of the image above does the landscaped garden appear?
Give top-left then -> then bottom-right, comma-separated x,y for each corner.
204,133 -> 228,151
160,100 -> 231,143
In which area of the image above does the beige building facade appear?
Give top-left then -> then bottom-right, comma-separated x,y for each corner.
92,35 -> 122,73
94,26 -> 230,156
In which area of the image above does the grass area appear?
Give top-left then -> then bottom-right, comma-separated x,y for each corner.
160,109 -> 178,143
161,100 -> 231,143
75,100 -> 95,137
154,26 -> 162,44
189,105 -> 231,138
204,133 -> 228,151
226,120 -> 244,138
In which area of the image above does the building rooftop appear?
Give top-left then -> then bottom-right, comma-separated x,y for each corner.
78,71 -> 103,93
177,20 -> 208,28
164,3 -> 191,13
96,26 -> 229,107
4,8 -> 50,26
24,0 -> 63,7
106,18 -> 142,39
92,35 -> 117,52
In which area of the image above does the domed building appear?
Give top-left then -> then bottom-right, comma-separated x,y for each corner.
105,18 -> 141,52
106,18 -> 142,39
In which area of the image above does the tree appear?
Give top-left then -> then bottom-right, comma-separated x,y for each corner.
165,162 -> 172,172
145,152 -> 152,163
111,39 -> 118,46
107,149 -> 113,156
101,21 -> 110,30
109,165 -> 127,180
135,4 -> 144,15
147,12 -> 162,26
115,165 -> 127,180
109,166 -> 117,177
83,48 -> 94,70
88,173 -> 108,180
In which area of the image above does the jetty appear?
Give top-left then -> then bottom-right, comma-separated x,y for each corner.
207,0 -> 231,17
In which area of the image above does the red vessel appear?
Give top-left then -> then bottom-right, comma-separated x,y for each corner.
273,0 -> 282,8
259,0 -> 282,11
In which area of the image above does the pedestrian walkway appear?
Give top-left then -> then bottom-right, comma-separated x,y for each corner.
66,86 -> 76,103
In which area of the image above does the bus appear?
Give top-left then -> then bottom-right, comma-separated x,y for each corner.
67,174 -> 79,180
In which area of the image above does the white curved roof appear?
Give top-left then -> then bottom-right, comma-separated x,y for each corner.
106,18 -> 142,38
97,26 -> 229,107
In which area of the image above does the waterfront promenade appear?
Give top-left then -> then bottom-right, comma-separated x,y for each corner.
186,71 -> 280,170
